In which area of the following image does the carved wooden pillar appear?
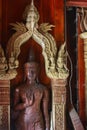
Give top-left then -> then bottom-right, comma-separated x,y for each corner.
80,32 -> 87,125
51,79 -> 67,130
78,8 -> 87,127
0,80 -> 10,130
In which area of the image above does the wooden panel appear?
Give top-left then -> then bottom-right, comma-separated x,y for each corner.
66,0 -> 87,7
0,80 -> 10,105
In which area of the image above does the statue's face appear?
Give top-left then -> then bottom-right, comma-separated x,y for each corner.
27,11 -> 37,23
24,63 -> 38,83
26,10 -> 39,30
1,57 -> 6,63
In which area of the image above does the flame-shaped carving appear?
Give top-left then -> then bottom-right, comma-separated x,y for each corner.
77,7 -> 87,32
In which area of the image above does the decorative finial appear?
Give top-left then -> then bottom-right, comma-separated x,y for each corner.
23,0 -> 39,25
31,0 -> 34,6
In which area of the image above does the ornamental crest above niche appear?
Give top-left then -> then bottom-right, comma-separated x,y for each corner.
0,0 -> 69,80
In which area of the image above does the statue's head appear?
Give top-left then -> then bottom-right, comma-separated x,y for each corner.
24,48 -> 39,83
23,0 -> 39,29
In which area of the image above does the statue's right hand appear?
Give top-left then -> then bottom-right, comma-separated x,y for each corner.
22,93 -> 34,107
24,97 -> 29,107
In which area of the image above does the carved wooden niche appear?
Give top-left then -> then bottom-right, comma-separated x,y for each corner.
0,0 -> 69,130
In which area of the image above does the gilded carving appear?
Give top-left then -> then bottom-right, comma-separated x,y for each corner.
55,104 -> 65,130
2,106 -> 9,128
0,45 -> 8,74
51,79 -> 66,130
0,44 -> 18,80
0,106 -> 9,130
6,0 -> 69,80
77,8 -> 87,32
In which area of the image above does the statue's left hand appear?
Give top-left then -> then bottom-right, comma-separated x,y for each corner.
28,93 -> 34,106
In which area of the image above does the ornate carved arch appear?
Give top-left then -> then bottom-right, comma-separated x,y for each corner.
0,0 -> 69,80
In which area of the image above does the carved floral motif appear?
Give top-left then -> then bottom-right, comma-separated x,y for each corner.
55,104 -> 65,130
0,106 -> 9,130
